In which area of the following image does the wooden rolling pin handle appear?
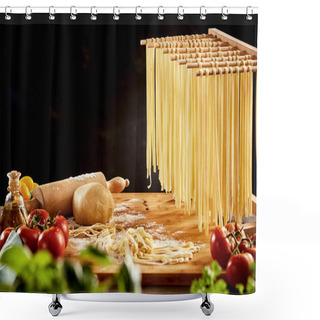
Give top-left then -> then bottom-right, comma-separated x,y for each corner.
107,177 -> 130,193
24,197 -> 40,214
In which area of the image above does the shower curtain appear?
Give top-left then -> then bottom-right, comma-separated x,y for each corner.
0,9 -> 258,295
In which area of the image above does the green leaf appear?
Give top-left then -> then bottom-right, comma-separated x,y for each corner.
0,231 -> 23,258
190,260 -> 229,294
215,279 -> 229,293
0,246 -> 31,274
80,264 -> 98,292
63,260 -> 84,292
236,283 -> 245,295
0,232 -> 23,287
246,262 -> 256,294
116,256 -> 141,293
79,246 -> 111,267
246,276 -> 256,294
33,250 -> 53,268
250,262 -> 256,275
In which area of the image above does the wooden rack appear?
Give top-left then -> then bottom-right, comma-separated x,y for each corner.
141,28 -> 257,76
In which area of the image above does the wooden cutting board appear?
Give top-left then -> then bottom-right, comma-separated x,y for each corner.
65,192 -> 256,288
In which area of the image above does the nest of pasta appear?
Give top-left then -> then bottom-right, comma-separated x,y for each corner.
70,222 -> 200,265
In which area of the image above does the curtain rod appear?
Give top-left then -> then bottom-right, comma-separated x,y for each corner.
0,6 -> 258,16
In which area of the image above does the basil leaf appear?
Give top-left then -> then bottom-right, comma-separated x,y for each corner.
79,246 -> 111,267
0,246 -> 31,274
0,232 -> 23,287
190,261 -> 229,294
0,231 -> 22,258
116,255 -> 141,293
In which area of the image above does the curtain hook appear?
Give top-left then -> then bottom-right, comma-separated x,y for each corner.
221,6 -> 228,20
200,6 -> 207,20
246,6 -> 253,20
5,6 -> 11,20
90,6 -> 97,20
157,6 -> 164,20
177,6 -> 184,20
49,6 -> 55,20
25,6 -> 32,20
113,6 -> 120,20
70,6 -> 77,20
135,6 -> 142,20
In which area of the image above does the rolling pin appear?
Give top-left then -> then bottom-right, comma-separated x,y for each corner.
25,172 -> 129,216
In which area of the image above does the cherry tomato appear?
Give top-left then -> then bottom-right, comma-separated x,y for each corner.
225,222 -> 239,233
17,225 -> 41,253
225,222 -> 246,239
238,240 -> 249,253
244,247 -> 256,260
0,227 -> 14,251
210,226 -> 235,268
53,215 -> 69,247
27,209 -> 50,226
226,253 -> 254,288
37,226 -> 65,259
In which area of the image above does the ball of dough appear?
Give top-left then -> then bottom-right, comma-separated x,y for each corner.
73,182 -> 114,225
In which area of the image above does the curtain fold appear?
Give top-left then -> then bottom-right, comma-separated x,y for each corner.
0,14 -> 257,199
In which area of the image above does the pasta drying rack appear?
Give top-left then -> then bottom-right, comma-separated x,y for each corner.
141,28 -> 257,235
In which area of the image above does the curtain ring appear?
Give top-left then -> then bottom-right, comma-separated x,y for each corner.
49,6 -> 55,20
25,6 -> 32,20
246,6 -> 253,20
90,6 -> 97,20
200,6 -> 207,20
158,6 -> 164,20
70,6 -> 77,20
177,6 -> 184,20
5,6 -> 11,20
135,6 -> 142,20
113,6 -> 120,20
221,6 -> 228,20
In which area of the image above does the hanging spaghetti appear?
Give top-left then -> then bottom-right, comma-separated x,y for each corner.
142,30 -> 257,234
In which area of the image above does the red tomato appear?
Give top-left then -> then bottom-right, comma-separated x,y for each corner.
238,240 -> 249,253
37,226 -> 65,259
226,253 -> 254,288
225,222 -> 246,238
27,209 -> 50,225
0,227 -> 14,251
210,226 -> 235,268
17,225 -> 41,253
245,247 -> 256,260
53,215 -> 69,247
225,222 -> 238,233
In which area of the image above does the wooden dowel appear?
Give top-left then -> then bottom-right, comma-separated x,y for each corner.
187,60 -> 257,69
208,28 -> 257,57
195,66 -> 257,76
179,57 -> 219,64
140,34 -> 215,45
163,46 -> 237,54
146,39 -> 224,48
177,55 -> 255,64
170,51 -> 248,61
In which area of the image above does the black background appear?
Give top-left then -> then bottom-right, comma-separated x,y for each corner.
0,14 -> 257,200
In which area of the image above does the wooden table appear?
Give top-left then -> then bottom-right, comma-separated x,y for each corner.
65,193 -> 256,293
